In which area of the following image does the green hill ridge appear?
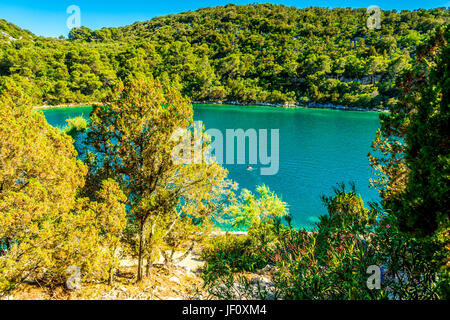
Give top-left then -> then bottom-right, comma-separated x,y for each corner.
0,4 -> 448,108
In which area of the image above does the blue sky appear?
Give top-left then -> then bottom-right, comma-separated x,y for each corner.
0,0 -> 448,38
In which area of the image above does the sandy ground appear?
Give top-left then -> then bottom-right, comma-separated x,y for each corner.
8,247 -> 206,300
4,231 -> 249,300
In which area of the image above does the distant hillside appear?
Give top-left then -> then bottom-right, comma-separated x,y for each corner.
69,5 -> 448,43
1,4 -> 449,108
0,19 -> 34,41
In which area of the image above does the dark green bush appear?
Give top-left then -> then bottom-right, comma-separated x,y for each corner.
202,233 -> 272,283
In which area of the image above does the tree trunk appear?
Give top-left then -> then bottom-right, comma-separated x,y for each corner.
108,245 -> 118,285
108,267 -> 114,286
137,220 -> 146,282
145,255 -> 152,277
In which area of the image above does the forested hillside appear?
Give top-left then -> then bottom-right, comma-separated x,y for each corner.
1,4 -> 448,108
0,19 -> 34,41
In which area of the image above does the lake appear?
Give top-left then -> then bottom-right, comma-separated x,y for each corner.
42,104 -> 381,229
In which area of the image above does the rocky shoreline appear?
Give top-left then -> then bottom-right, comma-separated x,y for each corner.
33,100 -> 388,113
33,102 -> 100,110
192,100 -> 389,112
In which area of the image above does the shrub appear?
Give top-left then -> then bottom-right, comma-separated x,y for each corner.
62,116 -> 89,137
202,234 -> 271,282
203,184 -> 446,300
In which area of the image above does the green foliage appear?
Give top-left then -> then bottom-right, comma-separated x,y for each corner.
202,186 -> 289,288
0,19 -> 34,41
273,186 -> 443,300
61,116 -> 89,137
0,90 -> 127,294
228,185 -> 289,229
1,5 -> 449,108
371,213 -> 444,299
202,26 -> 449,301
369,25 -> 450,298
203,184 -> 445,300
202,234 -> 269,281
318,183 -> 378,233
86,78 -> 233,281
397,26 -> 449,236
370,25 -> 449,236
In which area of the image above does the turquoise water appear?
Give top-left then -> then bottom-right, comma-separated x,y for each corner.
41,104 -> 381,229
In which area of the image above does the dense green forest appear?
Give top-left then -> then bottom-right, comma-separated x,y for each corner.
0,4 -> 449,108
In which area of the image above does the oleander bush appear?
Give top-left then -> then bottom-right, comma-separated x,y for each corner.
203,184 -> 445,299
